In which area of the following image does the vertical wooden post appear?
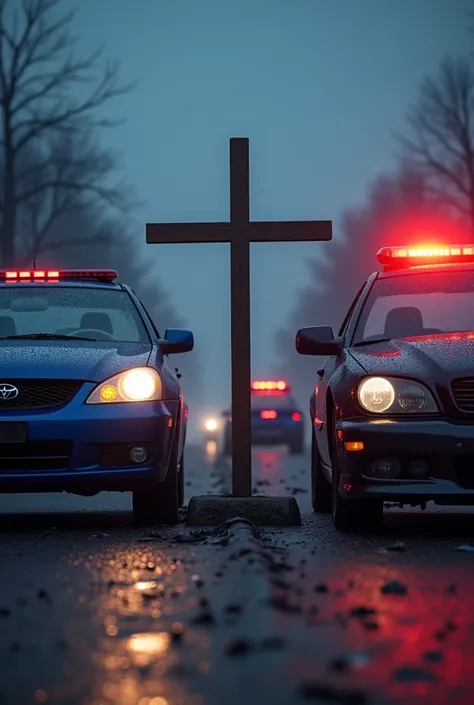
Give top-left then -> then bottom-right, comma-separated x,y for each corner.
229,138 -> 252,496
146,137 -> 332,502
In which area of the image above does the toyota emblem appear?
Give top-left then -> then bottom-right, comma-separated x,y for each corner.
0,383 -> 19,400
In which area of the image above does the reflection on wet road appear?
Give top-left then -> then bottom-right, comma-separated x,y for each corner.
1,443 -> 474,704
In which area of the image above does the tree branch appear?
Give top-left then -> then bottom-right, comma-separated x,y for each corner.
0,0 -> 138,263
34,227 -> 128,255
397,57 -> 474,222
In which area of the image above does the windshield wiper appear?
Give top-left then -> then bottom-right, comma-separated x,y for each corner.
352,337 -> 392,347
1,333 -> 96,341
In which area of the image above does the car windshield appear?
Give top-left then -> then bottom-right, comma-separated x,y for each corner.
0,286 -> 150,343
251,394 -> 294,409
353,269 -> 474,344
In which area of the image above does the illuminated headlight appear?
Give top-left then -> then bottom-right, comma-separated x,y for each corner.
86,368 -> 162,404
205,418 -> 218,432
357,376 -> 438,414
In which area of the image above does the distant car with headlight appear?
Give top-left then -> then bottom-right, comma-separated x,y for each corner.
296,243 -> 474,532
0,268 -> 193,525
221,379 -> 304,455
202,416 -> 220,440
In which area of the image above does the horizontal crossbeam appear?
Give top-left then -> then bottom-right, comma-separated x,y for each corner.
146,220 -> 332,244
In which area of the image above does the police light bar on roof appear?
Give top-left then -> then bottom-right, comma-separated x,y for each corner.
377,245 -> 474,268
0,269 -> 118,282
252,380 -> 288,391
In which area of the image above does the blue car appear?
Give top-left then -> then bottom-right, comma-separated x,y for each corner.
222,380 -> 305,455
0,268 -> 194,525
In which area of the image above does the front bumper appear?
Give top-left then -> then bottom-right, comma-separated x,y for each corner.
336,417 -> 474,504
251,421 -> 303,446
0,381 -> 179,494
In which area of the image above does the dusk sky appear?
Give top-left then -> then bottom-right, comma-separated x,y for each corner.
70,0 -> 473,424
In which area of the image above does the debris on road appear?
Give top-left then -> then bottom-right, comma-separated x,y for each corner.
225,637 -> 253,656
381,540 -> 406,552
394,665 -> 438,682
297,681 -> 370,703
380,579 -> 408,595
349,606 -> 377,619
267,594 -> 302,614
314,582 -> 329,593
328,652 -> 372,672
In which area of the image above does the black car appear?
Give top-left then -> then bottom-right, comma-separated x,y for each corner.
296,244 -> 474,532
222,380 -> 305,455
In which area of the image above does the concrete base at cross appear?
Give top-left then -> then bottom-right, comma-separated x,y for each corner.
186,495 -> 301,526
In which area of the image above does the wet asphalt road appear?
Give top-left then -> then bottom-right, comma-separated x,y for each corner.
1,442 -> 474,704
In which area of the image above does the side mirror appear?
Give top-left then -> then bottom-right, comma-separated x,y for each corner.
221,410 -> 230,417
295,326 -> 343,356
160,328 -> 194,355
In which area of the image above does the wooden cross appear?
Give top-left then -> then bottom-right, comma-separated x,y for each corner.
146,138 -> 332,497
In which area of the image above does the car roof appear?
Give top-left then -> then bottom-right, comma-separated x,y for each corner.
375,261 -> 474,280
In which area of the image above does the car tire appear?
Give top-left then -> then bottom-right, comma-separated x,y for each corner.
311,428 -> 332,513
178,452 -> 185,507
133,434 -> 180,526
289,438 -> 304,455
329,410 -> 383,532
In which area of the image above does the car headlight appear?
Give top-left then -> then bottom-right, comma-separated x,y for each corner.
357,376 -> 438,414
86,368 -> 163,404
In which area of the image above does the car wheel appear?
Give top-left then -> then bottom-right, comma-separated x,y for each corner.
178,452 -> 185,507
329,411 -> 383,532
289,438 -> 304,455
311,428 -> 332,513
133,435 -> 180,526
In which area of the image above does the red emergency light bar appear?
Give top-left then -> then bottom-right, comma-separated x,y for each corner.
0,269 -> 118,282
252,380 -> 288,391
377,245 -> 474,269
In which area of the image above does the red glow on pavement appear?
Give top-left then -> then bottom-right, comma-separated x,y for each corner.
252,449 -> 283,478
265,558 -> 474,704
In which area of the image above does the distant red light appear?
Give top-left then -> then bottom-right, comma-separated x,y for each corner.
252,380 -> 289,391
291,412 -> 302,422
260,409 -> 277,420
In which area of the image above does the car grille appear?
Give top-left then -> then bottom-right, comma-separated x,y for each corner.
0,441 -> 72,471
451,378 -> 474,412
0,380 -> 82,410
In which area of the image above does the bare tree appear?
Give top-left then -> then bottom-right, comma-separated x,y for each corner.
0,0 -> 135,266
398,57 -> 474,231
18,133 -> 131,263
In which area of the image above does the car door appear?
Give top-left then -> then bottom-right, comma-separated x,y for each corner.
316,285 -> 366,468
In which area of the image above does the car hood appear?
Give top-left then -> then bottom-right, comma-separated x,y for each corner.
349,333 -> 474,381
0,341 -> 152,382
